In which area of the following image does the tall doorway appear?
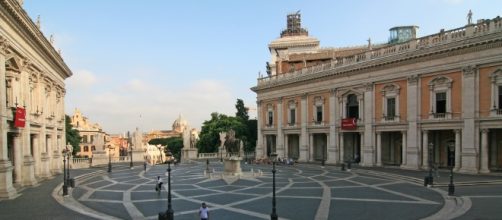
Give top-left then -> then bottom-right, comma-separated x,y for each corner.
287,134 -> 299,160
489,129 -> 502,171
429,130 -> 455,168
7,133 -> 15,183
381,132 -> 402,166
313,133 -> 327,161
343,132 -> 361,162
266,135 -> 276,157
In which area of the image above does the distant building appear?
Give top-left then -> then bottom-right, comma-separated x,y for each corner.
71,109 -> 111,158
143,114 -> 189,142
144,144 -> 167,165
253,12 -> 502,174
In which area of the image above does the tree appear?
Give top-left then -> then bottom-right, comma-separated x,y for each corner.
149,137 -> 183,161
235,99 -> 249,121
196,112 -> 246,153
65,115 -> 81,156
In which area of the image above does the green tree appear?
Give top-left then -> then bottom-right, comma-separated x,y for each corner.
149,136 -> 183,161
235,99 -> 249,121
65,115 -> 81,156
196,112 -> 246,153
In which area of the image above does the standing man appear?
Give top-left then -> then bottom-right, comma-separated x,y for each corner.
199,202 -> 209,220
143,161 -> 147,172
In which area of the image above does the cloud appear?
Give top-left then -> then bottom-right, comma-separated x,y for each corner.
65,78 -> 237,134
66,69 -> 97,89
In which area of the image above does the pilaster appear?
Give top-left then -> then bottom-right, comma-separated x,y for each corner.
299,93 -> 308,162
460,66 -> 479,173
255,100 -> 264,158
276,97 -> 284,157
327,89 -> 338,164
362,83 -> 374,166
405,74 -> 420,169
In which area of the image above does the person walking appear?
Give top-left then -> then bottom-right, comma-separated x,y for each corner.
199,202 -> 209,220
156,176 -> 163,194
143,161 -> 147,172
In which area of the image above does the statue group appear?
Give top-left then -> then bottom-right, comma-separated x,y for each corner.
223,129 -> 243,157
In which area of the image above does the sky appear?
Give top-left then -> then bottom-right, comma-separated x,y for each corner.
22,0 -> 501,134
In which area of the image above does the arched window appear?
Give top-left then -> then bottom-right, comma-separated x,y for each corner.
83,146 -> 89,152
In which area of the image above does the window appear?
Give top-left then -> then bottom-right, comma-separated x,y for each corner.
91,146 -> 96,151
82,135 -> 88,143
268,111 -> 273,125
428,76 -> 453,119
84,146 -> 89,152
90,135 -> 94,143
290,109 -> 296,124
347,94 -> 359,118
499,86 -> 502,109
436,92 -> 447,113
387,98 -> 396,117
316,106 -> 323,122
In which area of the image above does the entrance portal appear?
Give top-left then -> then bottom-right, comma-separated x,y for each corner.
266,135 -> 276,157
287,134 -> 299,160
313,134 -> 327,161
343,132 -> 361,163
429,130 -> 455,168
381,132 -> 402,166
489,129 -> 502,171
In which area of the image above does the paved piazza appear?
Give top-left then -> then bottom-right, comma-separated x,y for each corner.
53,161 -> 457,220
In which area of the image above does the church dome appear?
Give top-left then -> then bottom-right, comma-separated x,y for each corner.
172,114 -> 188,133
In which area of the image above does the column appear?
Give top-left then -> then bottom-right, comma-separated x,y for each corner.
40,134 -> 51,178
406,75 -> 420,169
360,132 -> 365,165
13,134 -> 22,183
299,94 -> 308,162
255,101 -> 263,158
376,132 -> 382,166
454,130 -> 462,171
328,89 -> 338,164
339,133 -> 344,162
363,83 -> 374,166
480,129 -> 490,173
0,40 -> 18,198
422,131 -> 429,169
401,131 -> 407,167
309,134 -> 314,162
21,127 -> 36,186
276,98 -> 284,157
33,135 -> 40,176
460,66 -> 479,173
284,134 -> 288,158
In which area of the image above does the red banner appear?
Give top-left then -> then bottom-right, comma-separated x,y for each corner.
341,118 -> 357,130
14,107 -> 26,128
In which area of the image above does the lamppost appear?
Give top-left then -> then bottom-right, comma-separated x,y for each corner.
62,149 -> 68,196
270,153 -> 278,220
424,142 -> 434,186
130,142 -> 133,169
67,149 -> 71,186
220,146 -> 223,162
159,151 -> 174,220
108,146 -> 113,173
447,141 -> 455,196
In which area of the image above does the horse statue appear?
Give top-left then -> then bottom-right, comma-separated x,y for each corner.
224,129 -> 241,157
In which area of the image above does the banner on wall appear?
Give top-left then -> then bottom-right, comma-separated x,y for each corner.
14,107 -> 26,128
341,118 -> 357,130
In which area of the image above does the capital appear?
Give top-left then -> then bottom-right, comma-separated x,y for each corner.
462,65 -> 477,78
408,75 -> 419,85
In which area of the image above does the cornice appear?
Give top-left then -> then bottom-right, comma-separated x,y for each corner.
0,0 -> 72,78
253,33 -> 502,92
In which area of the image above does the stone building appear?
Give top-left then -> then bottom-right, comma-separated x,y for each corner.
70,109 -> 111,158
0,0 -> 72,198
143,114 -> 189,142
253,12 -> 502,173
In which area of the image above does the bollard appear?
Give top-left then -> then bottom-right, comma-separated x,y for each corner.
70,178 -> 75,188
341,163 -> 346,171
347,161 -> 352,171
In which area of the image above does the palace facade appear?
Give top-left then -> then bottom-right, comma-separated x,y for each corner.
252,12 -> 502,173
70,109 -> 112,158
1,0 -> 72,198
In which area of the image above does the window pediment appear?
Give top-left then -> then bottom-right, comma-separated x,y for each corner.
314,96 -> 324,106
381,83 -> 400,96
428,76 -> 453,89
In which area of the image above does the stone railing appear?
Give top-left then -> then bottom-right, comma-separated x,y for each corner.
198,153 -> 219,159
257,17 -> 502,87
70,157 -> 91,169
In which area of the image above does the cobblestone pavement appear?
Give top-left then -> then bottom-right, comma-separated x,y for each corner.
56,162 -> 446,220
2,161 -> 501,220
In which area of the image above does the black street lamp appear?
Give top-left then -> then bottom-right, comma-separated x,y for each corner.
67,151 -> 71,186
62,150 -> 68,196
447,141 -> 455,196
159,151 -> 174,220
220,147 -> 223,162
424,142 -> 434,186
108,146 -> 113,173
130,143 -> 133,169
270,153 -> 278,220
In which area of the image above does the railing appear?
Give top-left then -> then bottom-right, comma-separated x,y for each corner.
257,16 -> 502,87
198,153 -> 218,159
71,157 -> 91,169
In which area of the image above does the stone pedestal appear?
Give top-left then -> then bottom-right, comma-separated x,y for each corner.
0,160 -> 17,199
91,151 -> 108,167
22,156 -> 37,186
181,148 -> 197,163
131,149 -> 144,163
223,157 -> 242,176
